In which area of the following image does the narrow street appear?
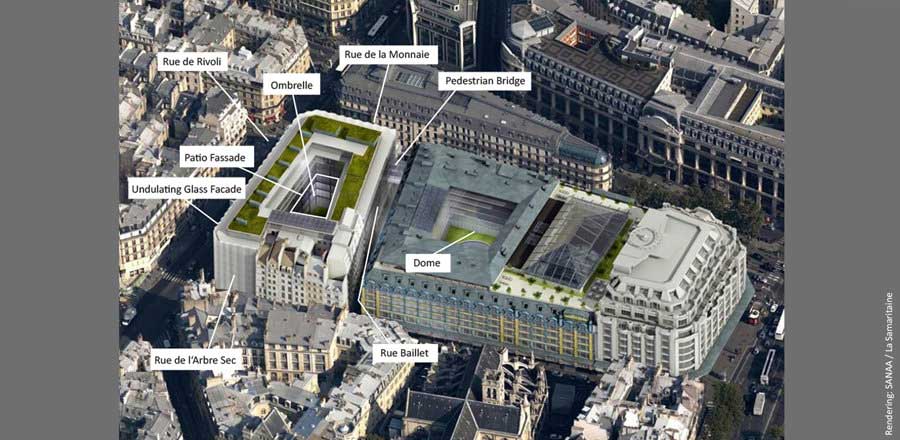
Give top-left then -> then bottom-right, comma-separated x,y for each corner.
120,199 -> 227,440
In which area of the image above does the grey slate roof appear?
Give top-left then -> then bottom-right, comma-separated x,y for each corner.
416,0 -> 478,22
405,346 -> 527,439
449,403 -> 479,440
340,64 -> 608,165
375,145 -> 556,287
466,400 -> 521,434
405,393 -> 521,440
406,391 -> 465,424
263,307 -> 338,348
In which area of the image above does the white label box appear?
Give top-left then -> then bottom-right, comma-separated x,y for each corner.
405,253 -> 451,273
373,344 -> 439,364
339,45 -> 438,66
157,52 -> 228,72
150,348 -> 243,375
262,73 -> 321,95
180,145 -> 254,168
438,72 -> 532,91
128,177 -> 246,200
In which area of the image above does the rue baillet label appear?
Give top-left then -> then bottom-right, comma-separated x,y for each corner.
373,343 -> 439,363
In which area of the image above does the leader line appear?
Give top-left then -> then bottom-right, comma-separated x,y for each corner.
394,90 -> 456,165
357,206 -> 391,343
373,64 -> 391,123
433,231 -> 475,254
205,71 -> 270,142
291,95 -> 316,197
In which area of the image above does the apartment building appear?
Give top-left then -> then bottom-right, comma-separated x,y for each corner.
411,0 -> 479,71
501,1 -> 785,217
596,205 -> 747,375
118,118 -> 217,285
264,306 -> 343,382
119,339 -> 183,440
161,3 -> 312,125
199,86 -> 249,147
338,64 -> 613,192
118,86 -> 246,286
254,0 -> 370,35
255,232 -> 347,308
727,0 -> 785,35
247,311 -> 416,440
204,373 -> 319,439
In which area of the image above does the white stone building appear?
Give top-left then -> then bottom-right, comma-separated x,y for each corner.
255,232 -> 347,308
597,206 -> 747,375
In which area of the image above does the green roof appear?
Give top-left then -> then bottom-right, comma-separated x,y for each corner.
302,115 -> 381,146
227,135 -> 309,236
585,219 -> 633,291
444,226 -> 497,245
228,115 -> 381,235
330,145 -> 375,221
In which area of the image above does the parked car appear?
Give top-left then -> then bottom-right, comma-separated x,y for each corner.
121,306 -> 137,327
748,309 -> 761,325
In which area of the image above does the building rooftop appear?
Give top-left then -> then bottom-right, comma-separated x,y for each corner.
219,111 -> 394,237
341,64 -> 609,165
537,28 -> 667,99
405,393 -> 523,439
611,205 -> 739,301
417,0 -> 478,22
374,145 -> 556,287
521,198 -> 629,290
263,306 -> 340,348
572,358 -> 704,439
181,3 -> 309,84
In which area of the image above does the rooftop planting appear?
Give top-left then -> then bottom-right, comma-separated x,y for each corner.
444,226 -> 497,245
330,146 -> 375,221
301,115 -> 381,147
585,219 -> 633,290
227,134 -> 310,236
228,115 -> 381,235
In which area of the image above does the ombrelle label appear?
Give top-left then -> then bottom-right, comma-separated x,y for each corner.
157,52 -> 228,72
438,72 -> 532,91
373,344 -> 439,364
339,45 -> 438,66
180,145 -> 254,168
150,348 -> 243,375
262,73 -> 321,95
405,254 -> 451,273
128,177 -> 246,200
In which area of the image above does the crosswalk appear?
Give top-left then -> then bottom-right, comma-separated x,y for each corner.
158,269 -> 186,284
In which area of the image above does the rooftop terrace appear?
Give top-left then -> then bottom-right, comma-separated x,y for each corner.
227,114 -> 382,236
